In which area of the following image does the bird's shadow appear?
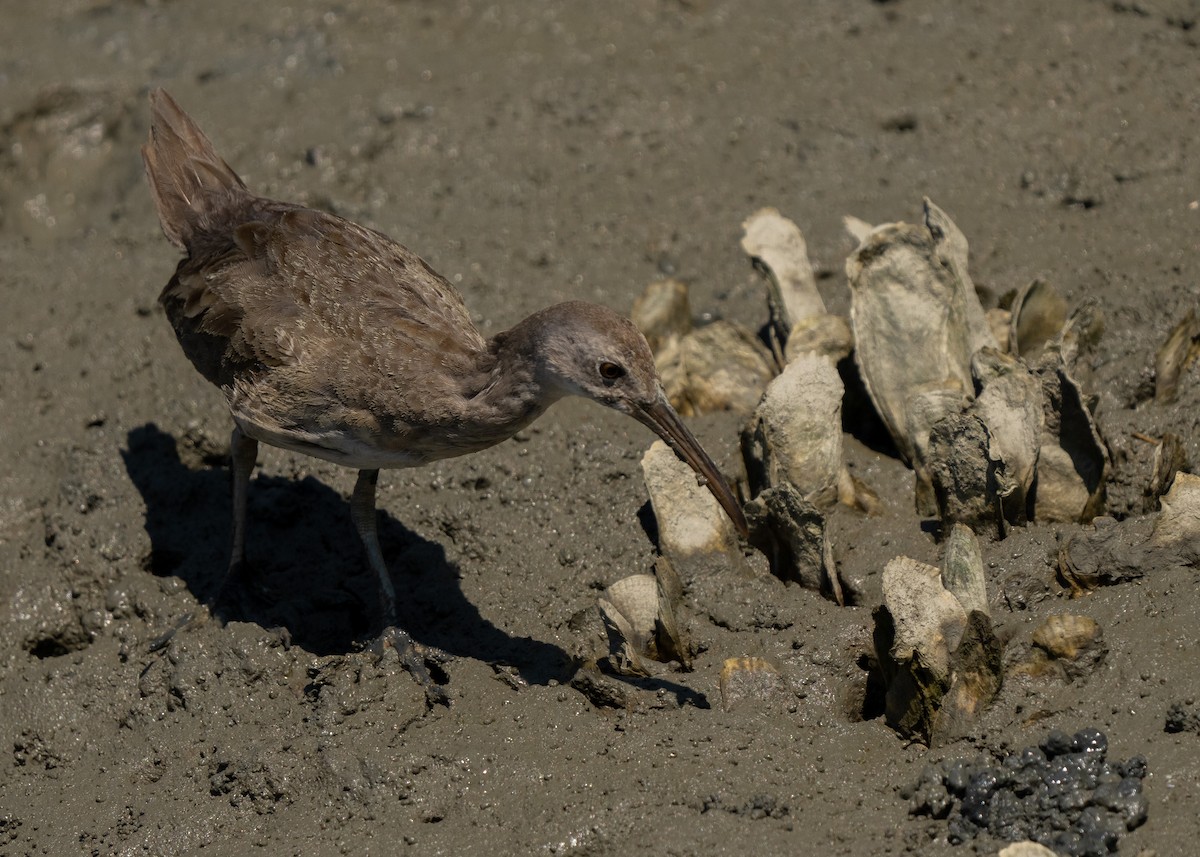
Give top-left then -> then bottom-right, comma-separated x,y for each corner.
121,423 -> 569,686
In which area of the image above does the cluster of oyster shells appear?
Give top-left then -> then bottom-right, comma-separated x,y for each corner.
846,200 -> 1114,532
594,199 -> 1198,736
873,525 -> 1001,746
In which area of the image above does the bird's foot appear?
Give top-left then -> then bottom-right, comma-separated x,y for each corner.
147,606 -> 213,652
147,565 -> 290,653
370,626 -> 451,707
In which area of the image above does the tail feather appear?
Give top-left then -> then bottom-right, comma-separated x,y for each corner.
142,88 -> 248,252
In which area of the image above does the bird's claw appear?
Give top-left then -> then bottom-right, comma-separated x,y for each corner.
147,606 -> 212,652
370,626 -> 452,707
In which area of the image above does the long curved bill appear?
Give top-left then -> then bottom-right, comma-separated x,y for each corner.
633,391 -> 748,538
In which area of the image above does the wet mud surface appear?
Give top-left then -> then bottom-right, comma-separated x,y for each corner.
1,2 -> 1198,854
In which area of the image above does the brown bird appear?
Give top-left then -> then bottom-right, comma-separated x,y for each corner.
142,88 -> 746,698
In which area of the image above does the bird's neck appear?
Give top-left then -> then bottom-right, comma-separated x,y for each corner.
461,316 -> 563,442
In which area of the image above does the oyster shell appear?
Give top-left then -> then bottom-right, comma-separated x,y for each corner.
742,353 -> 845,509
741,207 -> 826,364
1150,470 -> 1200,561
1009,279 -> 1068,362
744,481 -> 843,605
597,573 -> 691,676
1032,351 -> 1108,523
846,199 -> 996,505
941,524 -> 987,616
657,320 -> 775,416
1155,308 -> 1200,403
718,656 -> 784,712
970,347 -> 1043,525
1012,613 -> 1108,683
631,278 -> 691,354
640,440 -> 738,560
873,551 -> 1002,745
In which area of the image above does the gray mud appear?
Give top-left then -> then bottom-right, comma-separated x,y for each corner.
1,2 -> 1198,855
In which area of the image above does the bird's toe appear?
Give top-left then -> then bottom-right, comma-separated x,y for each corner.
147,605 -> 213,652
370,626 -> 452,706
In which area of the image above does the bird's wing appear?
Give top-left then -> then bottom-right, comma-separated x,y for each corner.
161,204 -> 489,392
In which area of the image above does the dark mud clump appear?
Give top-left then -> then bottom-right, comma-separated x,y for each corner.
1165,701 -> 1200,735
908,728 -> 1148,856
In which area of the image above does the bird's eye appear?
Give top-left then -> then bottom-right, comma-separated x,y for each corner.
599,361 -> 626,381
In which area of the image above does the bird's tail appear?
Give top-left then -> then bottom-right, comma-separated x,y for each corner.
141,88 -> 249,252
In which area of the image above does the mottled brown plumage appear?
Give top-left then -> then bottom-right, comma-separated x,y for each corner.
142,89 -> 746,699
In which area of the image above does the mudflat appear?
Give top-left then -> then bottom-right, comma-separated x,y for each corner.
1,2 -> 1197,855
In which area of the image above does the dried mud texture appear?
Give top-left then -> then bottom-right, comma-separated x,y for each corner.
1,2 -> 1199,856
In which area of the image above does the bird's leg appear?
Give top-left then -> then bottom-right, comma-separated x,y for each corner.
149,424 -> 260,652
350,469 -> 397,618
351,468 -> 449,705
226,424 -> 259,596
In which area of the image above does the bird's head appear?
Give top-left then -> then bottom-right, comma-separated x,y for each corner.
521,301 -> 658,409
512,301 -> 747,537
